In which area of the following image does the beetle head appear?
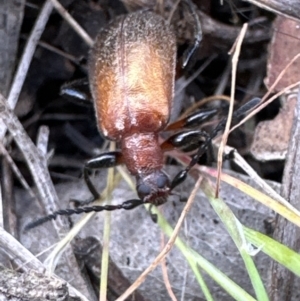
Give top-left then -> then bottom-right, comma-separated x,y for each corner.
136,170 -> 170,205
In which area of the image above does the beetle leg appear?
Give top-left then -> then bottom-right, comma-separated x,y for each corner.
161,129 -> 214,186
171,97 -> 261,189
70,152 -> 124,206
60,78 -> 92,105
165,108 -> 218,131
82,151 -> 124,201
161,129 -> 211,153
181,0 -> 202,68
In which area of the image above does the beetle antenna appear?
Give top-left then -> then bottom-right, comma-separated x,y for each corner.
24,199 -> 144,231
182,0 -> 202,68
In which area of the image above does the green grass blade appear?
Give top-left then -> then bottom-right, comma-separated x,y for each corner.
155,207 -> 257,301
201,179 -> 268,301
244,226 -> 300,277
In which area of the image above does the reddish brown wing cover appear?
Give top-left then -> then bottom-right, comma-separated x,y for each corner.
89,11 -> 176,141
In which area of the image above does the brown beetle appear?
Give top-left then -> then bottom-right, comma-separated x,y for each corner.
89,11 -> 177,205
25,10 -> 259,229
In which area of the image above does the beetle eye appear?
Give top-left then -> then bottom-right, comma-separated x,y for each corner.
157,174 -> 168,188
137,184 -> 151,198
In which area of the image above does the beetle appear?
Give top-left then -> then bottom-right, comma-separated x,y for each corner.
89,10 -> 177,206
25,10 -> 259,230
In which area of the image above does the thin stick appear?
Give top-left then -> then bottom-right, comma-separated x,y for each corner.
50,0 -> 93,47
223,145 -> 300,216
230,53 -> 300,133
99,142 -> 115,301
245,0 -> 300,22
115,176 -> 202,301
36,125 -> 50,157
180,95 -> 231,117
230,80 -> 300,134
214,59 -> 231,96
34,37 -> 80,64
263,53 -> 300,101
0,0 -> 53,140
175,55 -> 216,97
0,142 -> 36,200
160,232 -> 178,301
216,23 -> 248,197
0,94 -> 64,233
167,0 -> 181,24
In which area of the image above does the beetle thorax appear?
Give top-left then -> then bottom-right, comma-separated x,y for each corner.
121,132 -> 163,175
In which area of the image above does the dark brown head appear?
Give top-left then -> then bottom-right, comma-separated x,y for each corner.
136,170 -> 170,206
